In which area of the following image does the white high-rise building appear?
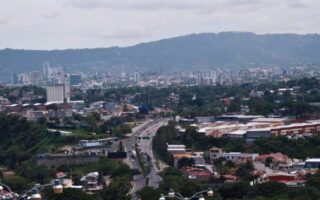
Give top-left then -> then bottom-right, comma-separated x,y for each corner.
134,72 -> 140,83
61,74 -> 70,102
46,74 -> 70,102
46,84 -> 65,102
196,70 -> 217,86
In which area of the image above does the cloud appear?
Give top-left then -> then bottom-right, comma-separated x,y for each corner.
1,0 -> 320,49
99,28 -> 152,40
63,0 -> 263,11
42,12 -> 60,19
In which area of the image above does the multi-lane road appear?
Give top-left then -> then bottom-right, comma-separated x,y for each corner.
122,118 -> 169,200
138,119 -> 168,188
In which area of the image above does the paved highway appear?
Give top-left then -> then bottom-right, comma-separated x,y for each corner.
138,119 -> 168,188
122,118 -> 169,200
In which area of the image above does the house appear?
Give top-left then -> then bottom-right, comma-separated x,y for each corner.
181,167 -> 213,182
173,152 -> 205,168
167,144 -> 187,154
255,153 -> 292,169
209,147 -> 258,164
305,158 -> 320,169
80,172 -> 103,192
267,172 -> 305,187
79,140 -> 107,148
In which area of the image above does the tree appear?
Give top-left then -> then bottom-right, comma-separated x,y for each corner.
2,175 -> 29,192
265,157 -> 273,167
103,176 -> 131,200
306,171 -> 320,188
219,182 -> 251,199
252,181 -> 288,197
177,157 -> 195,169
85,115 -> 100,133
118,141 -> 124,152
236,161 -> 254,181
137,187 -> 163,200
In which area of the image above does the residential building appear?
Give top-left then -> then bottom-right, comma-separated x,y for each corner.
181,167 -> 213,182
80,172 -> 103,192
167,144 -> 187,154
209,147 -> 258,163
173,152 -> 205,168
196,70 -> 217,86
305,158 -> 320,169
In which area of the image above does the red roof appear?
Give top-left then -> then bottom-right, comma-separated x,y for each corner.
56,172 -> 67,178
182,167 -> 212,177
256,153 -> 289,163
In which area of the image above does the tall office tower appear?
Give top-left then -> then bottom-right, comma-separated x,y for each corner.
46,74 -> 70,102
196,70 -> 217,86
42,62 -> 52,78
121,72 -> 127,81
57,66 -> 64,75
134,72 -> 140,83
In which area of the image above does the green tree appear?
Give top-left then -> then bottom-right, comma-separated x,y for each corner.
43,188 -> 96,200
177,157 -> 195,169
137,187 -> 163,200
103,176 -> 131,200
236,161 -> 254,181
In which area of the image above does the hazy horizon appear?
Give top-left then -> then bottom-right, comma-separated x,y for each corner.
1,31 -> 320,51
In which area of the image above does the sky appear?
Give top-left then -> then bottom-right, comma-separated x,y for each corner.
0,0 -> 320,50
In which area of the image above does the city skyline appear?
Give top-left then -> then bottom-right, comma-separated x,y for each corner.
1,0 -> 320,49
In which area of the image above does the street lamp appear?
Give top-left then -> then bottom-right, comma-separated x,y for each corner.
159,188 -> 214,200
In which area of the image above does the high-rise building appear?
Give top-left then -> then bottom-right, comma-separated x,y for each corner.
134,72 -> 140,83
196,70 -> 217,86
46,84 -> 65,102
61,74 -> 70,102
46,74 -> 70,102
42,62 -> 52,78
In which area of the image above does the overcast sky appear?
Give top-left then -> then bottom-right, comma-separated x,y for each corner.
0,0 -> 319,50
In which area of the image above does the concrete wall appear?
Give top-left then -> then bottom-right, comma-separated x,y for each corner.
37,154 -> 102,167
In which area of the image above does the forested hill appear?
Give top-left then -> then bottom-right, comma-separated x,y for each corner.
1,32 -> 320,73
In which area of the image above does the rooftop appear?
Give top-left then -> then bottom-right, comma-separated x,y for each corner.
306,158 -> 320,162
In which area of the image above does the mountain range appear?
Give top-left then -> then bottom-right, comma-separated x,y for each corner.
1,32 -> 320,74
